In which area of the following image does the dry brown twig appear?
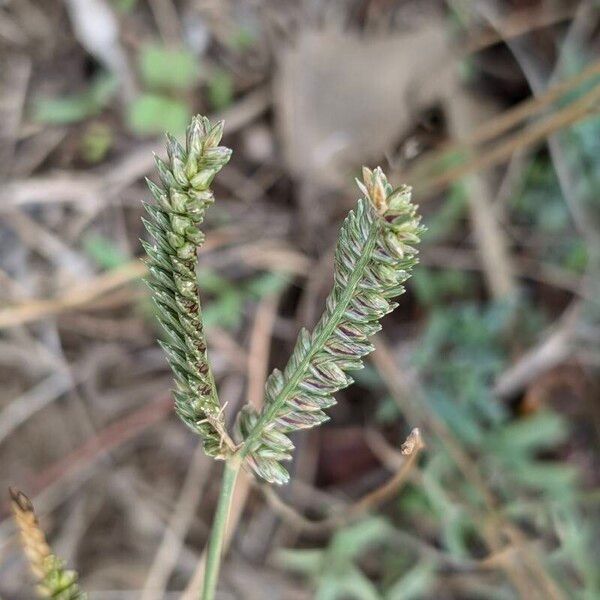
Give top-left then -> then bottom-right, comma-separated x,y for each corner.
261,428 -> 424,535
0,227 -> 237,330
445,87 -> 517,299
413,79 -> 600,199
421,245 -> 582,295
0,234 -> 308,330
0,260 -> 147,330
146,0 -> 181,44
402,58 -> 600,188
462,5 -> 579,59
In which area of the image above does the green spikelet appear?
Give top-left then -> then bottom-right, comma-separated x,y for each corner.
142,115 -> 232,457
238,167 -> 424,484
10,488 -> 87,599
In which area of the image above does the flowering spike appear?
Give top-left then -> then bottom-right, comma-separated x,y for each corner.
142,116 -> 232,457
238,167 -> 424,484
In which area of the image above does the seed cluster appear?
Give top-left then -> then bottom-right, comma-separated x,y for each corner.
238,167 -> 423,484
143,116 -> 232,457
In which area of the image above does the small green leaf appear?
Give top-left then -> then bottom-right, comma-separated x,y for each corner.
375,395 -> 402,424
111,0 -> 137,12
33,73 -> 117,124
245,272 -> 289,298
487,411 -> 569,455
412,268 -> 474,306
510,461 -> 578,493
385,562 -> 434,600
275,548 -> 324,576
83,234 -> 129,270
207,69 -> 234,110
318,567 -> 381,600
80,122 -> 113,163
139,44 -> 198,90
564,239 -> 588,273
230,26 -> 256,51
127,94 -> 190,136
202,291 -> 243,330
329,517 -> 392,563
197,268 -> 233,294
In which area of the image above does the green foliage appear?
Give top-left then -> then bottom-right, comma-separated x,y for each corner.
37,556 -> 87,600
127,94 -> 190,136
196,268 -> 242,330
142,115 -> 231,457
513,162 -> 586,277
128,44 -> 200,136
510,82 -> 600,275
139,44 -> 199,91
207,69 -> 234,111
80,122 -> 113,163
385,562 -> 435,600
408,299 -> 595,596
414,302 -> 512,430
563,239 -> 588,273
422,183 -> 467,243
237,168 -> 424,484
552,505 -> 600,597
512,156 -> 569,233
198,269 -> 289,330
33,73 -> 117,124
412,267 -> 474,307
228,26 -> 257,51
83,234 -> 129,270
279,519 -> 436,599
277,518 -> 392,600
111,0 -> 137,12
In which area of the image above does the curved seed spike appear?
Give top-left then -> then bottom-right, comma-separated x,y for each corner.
238,166 -> 423,484
10,488 -> 87,599
142,116 -> 232,458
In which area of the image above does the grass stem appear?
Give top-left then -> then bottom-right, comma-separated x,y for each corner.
201,457 -> 241,600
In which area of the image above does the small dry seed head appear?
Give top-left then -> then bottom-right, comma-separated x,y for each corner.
401,428 -> 424,455
10,487 -> 50,580
10,488 -> 87,599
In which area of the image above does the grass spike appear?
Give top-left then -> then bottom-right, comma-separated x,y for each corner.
238,167 -> 424,484
10,488 -> 87,599
142,115 -> 232,458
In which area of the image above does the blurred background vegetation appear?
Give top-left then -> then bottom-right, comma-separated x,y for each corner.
0,0 -> 598,598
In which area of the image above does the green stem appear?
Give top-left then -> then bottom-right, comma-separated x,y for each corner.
201,457 -> 241,600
